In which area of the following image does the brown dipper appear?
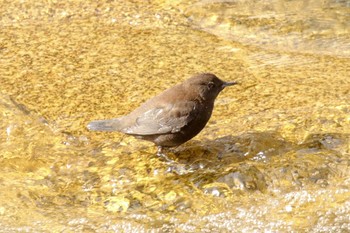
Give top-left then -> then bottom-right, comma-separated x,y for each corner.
87,73 -> 237,156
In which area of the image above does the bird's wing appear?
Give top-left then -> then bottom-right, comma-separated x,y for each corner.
121,101 -> 198,135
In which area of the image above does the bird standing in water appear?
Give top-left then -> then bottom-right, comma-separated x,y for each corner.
88,73 -> 238,159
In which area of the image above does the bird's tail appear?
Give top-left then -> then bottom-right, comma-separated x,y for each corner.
87,119 -> 121,131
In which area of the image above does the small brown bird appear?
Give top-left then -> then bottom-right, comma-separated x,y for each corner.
88,73 -> 237,157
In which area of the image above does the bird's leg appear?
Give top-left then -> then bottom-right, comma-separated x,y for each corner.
157,146 -> 163,155
156,146 -> 174,163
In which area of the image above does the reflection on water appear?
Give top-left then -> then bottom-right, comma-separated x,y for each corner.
0,0 -> 349,232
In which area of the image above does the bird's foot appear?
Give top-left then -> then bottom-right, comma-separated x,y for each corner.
157,146 -> 176,163
156,147 -> 196,175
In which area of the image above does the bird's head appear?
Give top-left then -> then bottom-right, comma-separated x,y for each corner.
184,73 -> 238,102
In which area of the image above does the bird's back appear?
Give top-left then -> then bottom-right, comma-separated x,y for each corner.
88,82 -> 204,136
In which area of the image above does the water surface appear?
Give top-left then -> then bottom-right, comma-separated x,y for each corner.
0,0 -> 349,232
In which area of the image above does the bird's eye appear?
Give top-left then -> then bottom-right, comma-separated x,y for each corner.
207,82 -> 214,89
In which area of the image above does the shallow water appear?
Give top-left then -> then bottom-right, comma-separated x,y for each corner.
0,0 -> 349,232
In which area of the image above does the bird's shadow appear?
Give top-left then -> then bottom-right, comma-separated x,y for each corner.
173,131 -> 289,161
151,131 -> 291,191
165,131 -> 348,172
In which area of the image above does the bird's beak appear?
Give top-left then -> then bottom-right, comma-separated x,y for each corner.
222,81 -> 238,88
